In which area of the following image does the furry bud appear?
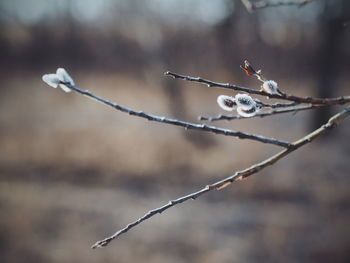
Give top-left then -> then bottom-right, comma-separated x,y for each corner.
217,95 -> 236,111
262,80 -> 279,95
42,74 -> 60,88
234,94 -> 256,110
237,105 -> 260,117
42,68 -> 74,92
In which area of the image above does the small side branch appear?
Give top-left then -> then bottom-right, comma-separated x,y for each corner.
241,0 -> 314,12
164,71 -> 350,105
92,106 -> 350,248
65,84 -> 291,148
200,104 -> 325,122
259,101 -> 300,108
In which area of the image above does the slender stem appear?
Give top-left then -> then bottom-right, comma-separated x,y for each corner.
65,84 -> 291,148
259,101 -> 300,108
92,106 -> 350,248
241,0 -> 314,12
200,104 -> 325,122
164,71 -> 350,105
253,0 -> 314,9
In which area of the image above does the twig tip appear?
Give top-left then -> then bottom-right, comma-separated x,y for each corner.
91,244 -> 99,249
164,71 -> 176,78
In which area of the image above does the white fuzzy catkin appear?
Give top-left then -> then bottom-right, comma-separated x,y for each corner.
237,105 -> 260,117
262,80 -> 279,95
42,68 -> 74,92
217,95 -> 235,111
234,94 -> 256,110
42,74 -> 60,88
57,68 -> 75,85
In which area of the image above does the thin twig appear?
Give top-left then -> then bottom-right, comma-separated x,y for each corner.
199,104 -> 325,122
241,0 -> 314,12
92,106 -> 350,248
65,84 -> 291,148
259,101 -> 300,108
164,71 -> 350,105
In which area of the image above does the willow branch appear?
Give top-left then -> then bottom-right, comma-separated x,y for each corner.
259,101 -> 300,108
241,0 -> 314,12
64,84 -> 291,148
199,104 -> 326,122
92,106 -> 350,249
164,71 -> 350,105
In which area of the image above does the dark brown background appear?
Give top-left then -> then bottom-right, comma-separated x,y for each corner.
0,0 -> 350,262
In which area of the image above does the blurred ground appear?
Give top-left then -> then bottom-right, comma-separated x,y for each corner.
1,72 -> 350,263
0,1 -> 350,263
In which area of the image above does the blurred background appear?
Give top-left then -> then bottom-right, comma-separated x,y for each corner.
0,0 -> 350,262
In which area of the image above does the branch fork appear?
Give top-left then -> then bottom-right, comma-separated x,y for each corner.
41,60 -> 349,249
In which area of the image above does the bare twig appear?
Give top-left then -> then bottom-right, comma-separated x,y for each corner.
43,67 -> 349,249
199,104 -> 326,121
92,106 -> 350,248
259,101 -> 300,108
164,71 -> 350,105
241,0 -> 314,12
64,84 -> 291,148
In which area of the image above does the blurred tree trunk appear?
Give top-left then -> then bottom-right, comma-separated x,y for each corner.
215,0 -> 244,78
159,33 -> 216,149
313,0 -> 350,129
